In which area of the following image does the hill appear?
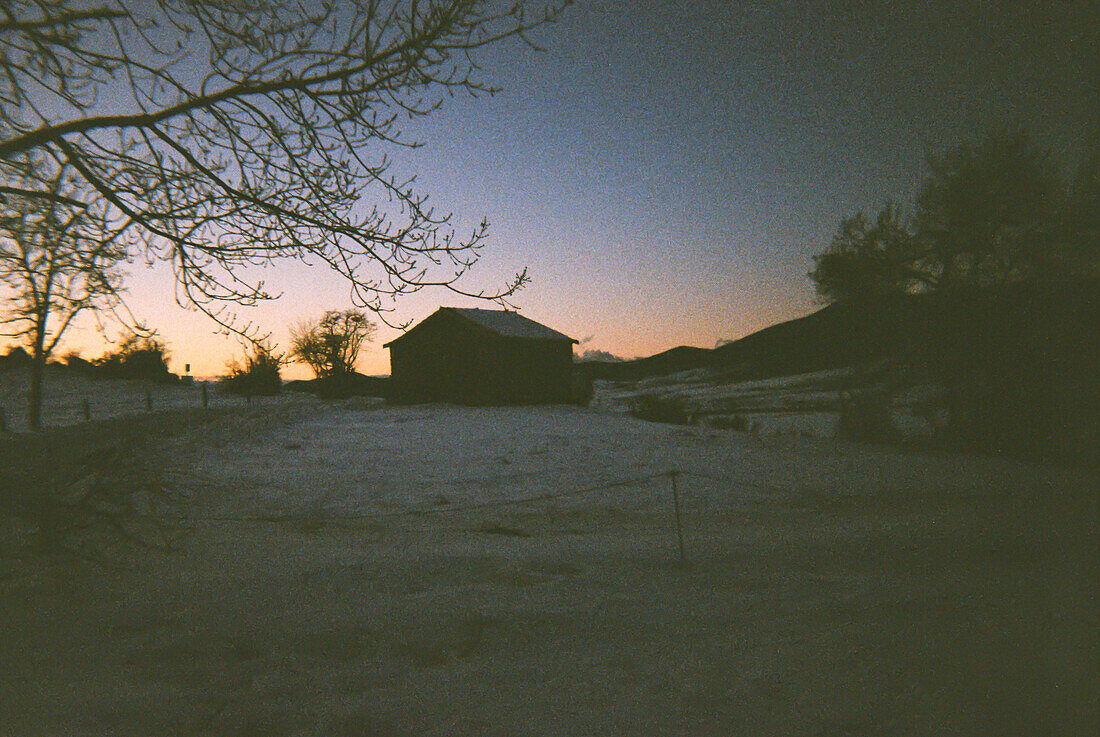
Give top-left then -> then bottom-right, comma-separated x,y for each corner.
581,278 -> 1099,464
576,345 -> 710,382
580,278 -> 1100,385
575,299 -> 920,383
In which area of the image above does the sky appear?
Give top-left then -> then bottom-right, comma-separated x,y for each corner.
38,0 -> 1100,379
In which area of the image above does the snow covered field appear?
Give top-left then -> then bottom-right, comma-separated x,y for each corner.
0,366 -> 289,433
1,400 -> 1097,735
591,367 -> 946,440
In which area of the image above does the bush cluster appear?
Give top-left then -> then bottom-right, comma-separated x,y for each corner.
221,345 -> 284,397
628,393 -> 693,425
570,374 -> 594,407
711,413 -> 750,431
90,337 -> 175,382
3,339 -> 176,382
837,390 -> 898,443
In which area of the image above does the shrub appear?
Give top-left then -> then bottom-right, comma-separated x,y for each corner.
570,374 -> 594,407
313,373 -> 356,399
837,389 -> 898,443
94,336 -> 175,382
222,343 -> 284,397
629,393 -> 692,425
0,414 -> 177,560
0,345 -> 31,371
62,350 -> 96,375
711,413 -> 749,431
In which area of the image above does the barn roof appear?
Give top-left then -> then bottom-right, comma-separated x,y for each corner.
384,307 -> 577,347
450,308 -> 577,342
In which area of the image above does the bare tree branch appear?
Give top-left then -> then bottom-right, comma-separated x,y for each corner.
0,154 -> 133,428
1,1 -> 570,335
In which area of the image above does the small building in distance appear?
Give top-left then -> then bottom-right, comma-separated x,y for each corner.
384,307 -> 578,404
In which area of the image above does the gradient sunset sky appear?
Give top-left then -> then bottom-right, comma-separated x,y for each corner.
47,0 -> 1098,379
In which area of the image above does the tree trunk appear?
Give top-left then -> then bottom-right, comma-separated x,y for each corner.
28,351 -> 44,431
28,311 -> 49,431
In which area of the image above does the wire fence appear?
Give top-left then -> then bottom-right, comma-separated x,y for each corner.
0,381 -> 295,434
130,468 -> 786,565
149,471 -> 668,522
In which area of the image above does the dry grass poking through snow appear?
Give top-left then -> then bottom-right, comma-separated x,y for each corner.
0,400 -> 1097,736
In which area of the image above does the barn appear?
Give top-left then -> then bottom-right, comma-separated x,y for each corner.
384,307 -> 578,405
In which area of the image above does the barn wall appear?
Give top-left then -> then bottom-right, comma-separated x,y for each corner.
388,313 -> 573,405
487,339 -> 573,404
388,312 -> 483,403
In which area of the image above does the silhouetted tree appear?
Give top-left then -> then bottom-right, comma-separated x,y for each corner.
222,340 -> 285,397
94,336 -> 172,381
810,202 -> 928,302
0,1 -> 567,333
61,349 -> 95,375
915,131 -> 1063,290
810,132 -> 1078,301
291,310 -> 375,380
0,159 -> 131,428
809,132 -> 1099,461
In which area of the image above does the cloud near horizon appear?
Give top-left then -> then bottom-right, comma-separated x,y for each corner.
575,348 -> 627,363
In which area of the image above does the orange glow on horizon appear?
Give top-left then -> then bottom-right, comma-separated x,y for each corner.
33,279 -> 818,382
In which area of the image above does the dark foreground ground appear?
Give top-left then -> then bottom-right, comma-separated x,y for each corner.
1,402 -> 1096,736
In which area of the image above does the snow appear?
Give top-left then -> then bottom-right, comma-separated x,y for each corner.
0,367 -> 290,433
591,366 -> 947,439
385,307 -> 576,346
1,399 -> 1096,735
448,307 -> 576,342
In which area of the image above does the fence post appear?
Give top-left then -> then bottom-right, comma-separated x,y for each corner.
202,383 -> 209,409
0,404 -> 5,432
82,397 -> 90,422
669,471 -> 686,564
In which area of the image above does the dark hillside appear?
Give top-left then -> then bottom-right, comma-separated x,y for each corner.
710,299 -> 905,379
580,279 -> 1098,390
577,278 -> 1099,464
573,298 -> 930,383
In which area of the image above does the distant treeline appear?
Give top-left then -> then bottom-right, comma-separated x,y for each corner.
283,372 -> 390,399
0,337 -> 179,383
